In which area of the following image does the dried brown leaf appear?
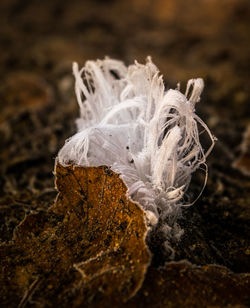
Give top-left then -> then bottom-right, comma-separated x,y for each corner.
123,261 -> 250,308
0,163 -> 151,307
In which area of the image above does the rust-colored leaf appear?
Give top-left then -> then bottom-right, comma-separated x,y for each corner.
123,261 -> 250,308
0,163 -> 151,307
0,72 -> 53,110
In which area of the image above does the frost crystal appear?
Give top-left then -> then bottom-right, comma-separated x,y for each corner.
58,57 -> 215,252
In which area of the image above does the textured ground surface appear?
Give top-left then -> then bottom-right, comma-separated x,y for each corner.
0,0 -> 250,307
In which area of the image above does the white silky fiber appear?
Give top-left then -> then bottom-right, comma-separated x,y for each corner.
58,57 -> 215,254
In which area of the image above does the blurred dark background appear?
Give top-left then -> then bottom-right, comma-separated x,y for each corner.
0,0 -> 249,272
1,0 -> 249,104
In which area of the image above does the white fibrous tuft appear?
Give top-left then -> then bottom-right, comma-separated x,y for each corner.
58,57 -> 215,252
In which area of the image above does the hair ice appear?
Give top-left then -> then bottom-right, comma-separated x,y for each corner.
58,57 -> 215,250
